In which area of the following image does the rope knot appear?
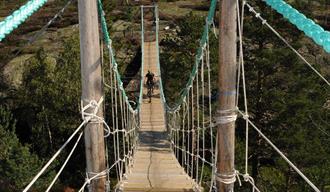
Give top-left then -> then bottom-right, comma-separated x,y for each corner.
182,96 -> 187,103
243,173 -> 251,182
242,173 -> 257,192
81,97 -> 104,123
90,100 -> 98,108
85,177 -> 91,185
243,113 -> 249,120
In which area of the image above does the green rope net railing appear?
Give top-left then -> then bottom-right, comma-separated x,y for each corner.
0,0 -> 48,41
263,0 -> 330,53
157,0 -> 218,112
93,1 -> 142,190
154,0 -> 218,191
155,6 -> 166,106
140,6 -> 145,109
97,0 -> 143,112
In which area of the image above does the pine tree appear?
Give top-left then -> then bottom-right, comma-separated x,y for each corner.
0,107 -> 54,191
12,36 -> 85,189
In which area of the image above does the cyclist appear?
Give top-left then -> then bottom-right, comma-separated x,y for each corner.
145,70 -> 155,102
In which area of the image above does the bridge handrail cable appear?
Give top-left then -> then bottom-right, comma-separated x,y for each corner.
238,2 -> 321,191
262,0 -> 330,53
157,0 -> 218,112
246,2 -> 330,87
0,0 -> 48,41
98,0 -> 144,112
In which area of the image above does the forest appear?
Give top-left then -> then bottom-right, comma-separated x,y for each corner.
0,0 -> 329,191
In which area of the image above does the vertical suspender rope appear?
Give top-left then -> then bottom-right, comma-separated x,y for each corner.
182,102 -> 186,166
196,61 -> 200,183
177,111 -> 180,159
191,82 -> 195,178
172,113 -> 175,153
125,102 -> 129,173
200,43 -> 206,184
237,0 -> 250,176
119,91 -> 125,177
105,139 -> 111,191
98,0 -> 143,182
187,91 -> 191,173
156,0 -> 218,190
124,96 -> 129,173
174,112 -> 177,157
140,5 -> 145,109
205,22 -> 216,190
114,72 -> 122,181
122,95 -> 127,173
110,56 -> 120,181
99,37 -> 111,191
162,0 -> 217,113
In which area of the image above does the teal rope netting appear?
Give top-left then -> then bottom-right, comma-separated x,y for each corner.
0,0 -> 48,41
263,0 -> 330,53
97,0 -> 143,111
158,0 -> 218,111
155,0 -> 218,191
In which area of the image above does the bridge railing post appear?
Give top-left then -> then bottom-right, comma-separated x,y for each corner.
78,0 -> 106,191
216,0 -> 238,191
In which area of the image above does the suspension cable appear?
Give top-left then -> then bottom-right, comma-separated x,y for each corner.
244,1 -> 330,87
0,0 -> 48,41
237,110 -> 321,192
262,0 -> 330,53
5,0 -> 75,69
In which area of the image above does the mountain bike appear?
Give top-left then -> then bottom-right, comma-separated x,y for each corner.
147,82 -> 154,103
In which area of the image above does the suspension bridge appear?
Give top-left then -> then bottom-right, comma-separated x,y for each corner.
0,0 -> 329,191
118,40 -> 198,191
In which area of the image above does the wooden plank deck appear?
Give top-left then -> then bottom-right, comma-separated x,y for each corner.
118,42 -> 198,192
